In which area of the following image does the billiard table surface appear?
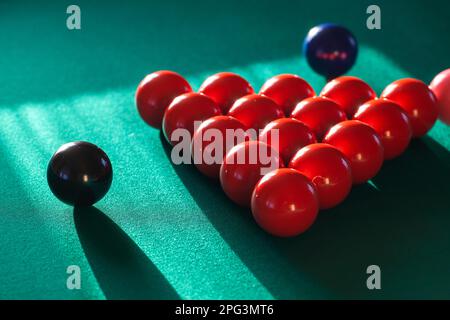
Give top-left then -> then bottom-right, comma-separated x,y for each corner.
0,0 -> 449,300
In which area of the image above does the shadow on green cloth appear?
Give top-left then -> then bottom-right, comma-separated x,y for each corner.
160,131 -> 450,299
2,0 -> 450,108
74,206 -> 180,300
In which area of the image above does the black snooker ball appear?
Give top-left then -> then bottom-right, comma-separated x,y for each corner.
47,141 -> 113,207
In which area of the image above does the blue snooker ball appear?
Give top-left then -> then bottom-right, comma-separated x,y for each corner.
303,23 -> 358,79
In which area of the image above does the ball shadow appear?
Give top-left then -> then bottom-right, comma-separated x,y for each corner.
284,137 -> 450,299
74,206 -> 180,300
269,138 -> 450,299
160,132 -> 316,298
160,131 -> 450,299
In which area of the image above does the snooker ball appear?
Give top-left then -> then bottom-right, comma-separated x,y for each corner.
228,94 -> 284,131
220,140 -> 283,207
259,74 -> 316,116
251,168 -> 319,237
291,96 -> 347,141
162,92 -> 221,146
289,143 -> 352,210
191,115 -> 250,179
199,72 -> 254,114
303,23 -> 358,79
320,76 -> 377,118
259,118 -> 316,165
323,120 -> 384,184
47,141 -> 113,207
136,70 -> 192,128
429,69 -> 450,125
381,78 -> 438,137
354,99 -> 412,160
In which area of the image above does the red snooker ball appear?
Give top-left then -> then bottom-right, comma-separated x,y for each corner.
320,76 -> 376,118
289,143 -> 352,210
323,120 -> 384,184
259,118 -> 316,165
228,94 -> 284,131
251,168 -> 319,237
291,96 -> 347,141
430,69 -> 450,125
220,140 -> 283,207
162,93 -> 221,146
259,74 -> 316,116
381,78 -> 438,137
199,72 -> 254,114
354,99 -> 412,160
136,71 -> 192,128
191,116 -> 250,179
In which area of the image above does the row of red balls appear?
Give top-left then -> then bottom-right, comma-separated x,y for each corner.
135,71 -> 440,237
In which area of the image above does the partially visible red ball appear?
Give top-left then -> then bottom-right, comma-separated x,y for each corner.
136,71 -> 192,128
259,74 -> 316,116
320,76 -> 376,118
163,93 -> 221,145
354,99 -> 412,160
381,78 -> 438,137
251,168 -> 319,237
430,69 -> 450,125
199,72 -> 254,114
291,96 -> 347,141
259,118 -> 316,165
220,141 -> 283,207
289,143 -> 352,210
323,120 -> 384,184
191,116 -> 251,179
228,94 -> 284,131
